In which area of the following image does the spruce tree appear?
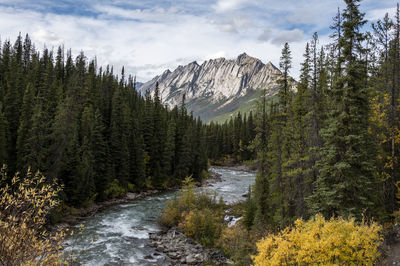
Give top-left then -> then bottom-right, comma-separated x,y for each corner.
0,101 -> 8,166
311,0 -> 377,219
16,83 -> 35,171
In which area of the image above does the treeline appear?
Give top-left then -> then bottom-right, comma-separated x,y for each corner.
249,0 -> 400,229
205,111 -> 257,163
0,35 -> 208,206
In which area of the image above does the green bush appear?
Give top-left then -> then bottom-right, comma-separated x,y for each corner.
160,177 -> 196,226
104,179 -> 126,199
200,170 -> 209,182
127,183 -> 135,192
179,208 -> 221,247
160,176 -> 224,247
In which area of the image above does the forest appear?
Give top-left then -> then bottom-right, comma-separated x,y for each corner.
0,37 -> 209,207
247,1 -> 400,227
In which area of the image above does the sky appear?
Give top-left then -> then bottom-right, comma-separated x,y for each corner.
0,0 -> 396,82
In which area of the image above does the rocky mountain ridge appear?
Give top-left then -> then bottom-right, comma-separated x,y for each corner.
139,53 -> 282,122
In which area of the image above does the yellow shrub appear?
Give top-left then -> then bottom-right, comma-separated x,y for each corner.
0,166 -> 65,265
253,214 -> 382,266
179,208 -> 220,247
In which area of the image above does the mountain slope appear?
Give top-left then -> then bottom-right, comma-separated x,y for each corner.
139,53 -> 281,123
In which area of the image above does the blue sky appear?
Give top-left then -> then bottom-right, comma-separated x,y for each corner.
0,0 -> 396,81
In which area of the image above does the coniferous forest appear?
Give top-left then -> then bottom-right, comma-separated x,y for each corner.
248,1 -> 400,227
2,0 -> 400,264
0,36 -> 208,207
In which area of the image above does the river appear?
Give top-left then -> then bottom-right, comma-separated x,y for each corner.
65,167 -> 256,265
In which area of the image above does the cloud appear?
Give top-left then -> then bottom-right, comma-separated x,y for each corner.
258,28 -> 272,41
204,51 -> 227,60
271,29 -> 304,45
212,0 -> 249,12
367,7 -> 397,21
32,29 -> 62,45
0,0 -> 397,83
211,14 -> 253,33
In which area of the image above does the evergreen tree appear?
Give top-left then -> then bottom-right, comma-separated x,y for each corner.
0,101 -> 8,166
310,0 -> 378,219
92,108 -> 110,200
110,88 -> 130,185
16,83 -> 34,171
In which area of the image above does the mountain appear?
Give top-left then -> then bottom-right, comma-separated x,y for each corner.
139,53 -> 282,123
135,81 -> 144,90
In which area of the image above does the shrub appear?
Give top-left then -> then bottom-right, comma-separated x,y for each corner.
160,176 -> 224,247
200,170 -> 209,182
217,224 -> 257,265
0,165 -> 65,265
127,182 -> 135,192
104,179 -> 126,199
253,214 -> 382,266
179,208 -> 221,247
160,176 -> 197,226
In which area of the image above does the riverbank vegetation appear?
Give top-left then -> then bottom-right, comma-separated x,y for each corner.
0,166 -> 65,265
160,176 -> 258,264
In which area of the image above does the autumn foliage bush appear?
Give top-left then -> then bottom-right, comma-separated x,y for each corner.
160,176 -> 223,246
0,166 -> 65,265
179,208 -> 221,247
253,214 -> 382,266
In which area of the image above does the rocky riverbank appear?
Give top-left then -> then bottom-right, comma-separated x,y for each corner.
148,227 -> 234,265
202,169 -> 223,186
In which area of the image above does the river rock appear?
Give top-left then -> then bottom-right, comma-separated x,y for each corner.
168,252 -> 179,259
149,227 -> 232,265
156,245 -> 165,252
185,254 -> 196,264
194,253 -> 203,261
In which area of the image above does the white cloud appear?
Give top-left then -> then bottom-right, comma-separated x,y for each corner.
367,7 -> 397,21
271,29 -> 304,45
204,51 -> 227,60
0,0 -> 397,83
211,14 -> 253,33
258,28 -> 272,41
212,0 -> 249,12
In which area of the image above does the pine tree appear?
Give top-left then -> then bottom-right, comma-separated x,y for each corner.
285,43 -> 312,219
311,0 -> 378,219
278,42 -> 292,113
92,108 -> 110,200
16,83 -> 35,171
163,119 -> 176,179
76,105 -> 96,203
151,82 -> 165,187
254,89 -> 272,226
0,101 -> 8,166
110,88 -> 130,185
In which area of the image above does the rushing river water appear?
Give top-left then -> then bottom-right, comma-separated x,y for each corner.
65,167 -> 256,265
